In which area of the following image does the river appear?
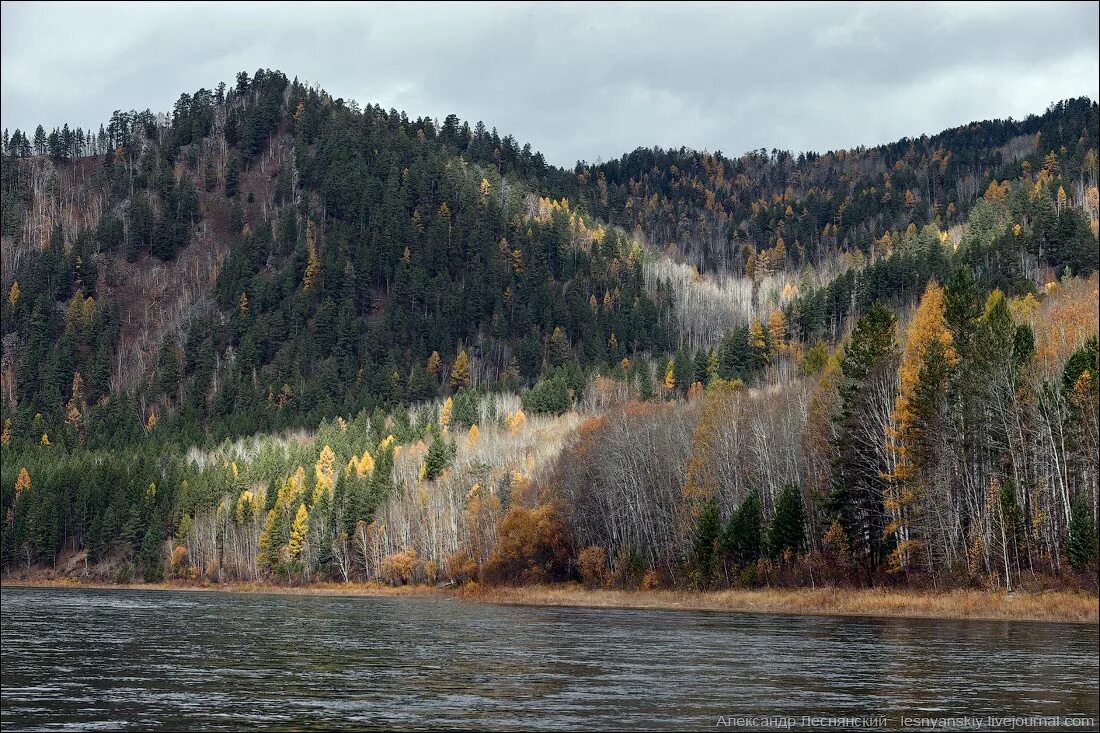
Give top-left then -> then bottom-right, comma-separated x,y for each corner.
1,586 -> 1096,731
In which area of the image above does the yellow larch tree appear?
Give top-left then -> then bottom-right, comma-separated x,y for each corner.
451,350 -> 470,390
287,504 -> 310,560
313,445 -> 336,504
426,351 -> 441,378
505,409 -> 526,433
885,280 -> 958,572
749,319 -> 767,352
767,308 -> 787,356
302,220 -> 320,293
439,396 -> 454,431
65,371 -> 87,443
15,467 -> 30,499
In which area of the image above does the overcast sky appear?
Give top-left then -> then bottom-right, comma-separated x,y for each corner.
2,1 -> 1097,167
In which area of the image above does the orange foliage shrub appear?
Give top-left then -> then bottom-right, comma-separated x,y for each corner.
381,549 -> 421,585
577,546 -> 608,588
170,545 -> 189,574
444,550 -> 480,584
641,569 -> 663,590
482,504 -> 573,585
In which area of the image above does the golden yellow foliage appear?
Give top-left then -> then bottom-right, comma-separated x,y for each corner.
257,508 -> 278,568
303,220 -> 320,293
7,281 -> 19,308
451,350 -> 470,390
466,423 -> 479,450
749,320 -> 766,350
892,280 -> 957,477
505,409 -> 527,433
439,397 -> 454,431
15,467 -> 30,499
885,280 -> 958,570
234,490 -> 262,523
354,450 -> 375,477
984,180 -> 1008,202
313,445 -> 336,503
767,308 -> 787,356
287,504 -> 310,560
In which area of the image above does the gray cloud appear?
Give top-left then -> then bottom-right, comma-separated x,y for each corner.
2,1 -> 1097,167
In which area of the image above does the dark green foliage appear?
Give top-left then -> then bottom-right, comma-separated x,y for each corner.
691,497 -> 720,588
568,98 -> 1098,280
767,485 -> 805,560
825,303 -> 897,574
1062,336 -> 1098,395
523,371 -> 573,415
451,389 -> 478,428
1066,500 -> 1097,572
1,71 -> 1096,583
721,491 -> 763,569
423,428 -> 456,482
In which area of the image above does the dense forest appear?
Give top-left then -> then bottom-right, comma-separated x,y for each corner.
1,71 -> 1097,591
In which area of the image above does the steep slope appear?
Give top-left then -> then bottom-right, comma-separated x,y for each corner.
1,71 -> 1097,449
567,98 -> 1098,277
1,72 -> 1097,591
1,71 -> 672,445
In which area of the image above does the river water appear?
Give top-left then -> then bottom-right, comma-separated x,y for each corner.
1,586 -> 1096,731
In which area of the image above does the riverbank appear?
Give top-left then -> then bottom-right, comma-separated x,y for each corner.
4,578 -> 1096,624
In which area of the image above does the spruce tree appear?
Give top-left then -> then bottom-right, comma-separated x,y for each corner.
1066,500 -> 1098,572
691,497 -> 720,588
767,484 -> 805,560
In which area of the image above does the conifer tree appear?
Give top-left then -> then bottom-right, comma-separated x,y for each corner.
767,484 -> 805,560
451,350 -> 470,390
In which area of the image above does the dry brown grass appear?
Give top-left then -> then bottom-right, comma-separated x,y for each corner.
461,584 -> 1099,624
5,579 -> 1095,624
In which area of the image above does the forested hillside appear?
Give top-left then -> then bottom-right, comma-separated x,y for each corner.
568,98 -> 1097,277
1,71 -> 1097,590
